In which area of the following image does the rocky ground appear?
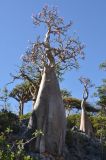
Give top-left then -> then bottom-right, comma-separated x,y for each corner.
66,130 -> 102,160
25,130 -> 104,160
19,119 -> 105,160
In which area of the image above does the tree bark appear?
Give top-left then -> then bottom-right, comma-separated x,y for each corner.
28,66 -> 66,155
32,100 -> 35,110
19,101 -> 24,115
80,100 -> 93,137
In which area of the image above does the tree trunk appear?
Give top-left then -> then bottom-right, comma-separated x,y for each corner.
19,101 -> 24,115
28,66 -> 66,155
80,100 -> 93,137
32,100 -> 35,110
32,95 -> 36,110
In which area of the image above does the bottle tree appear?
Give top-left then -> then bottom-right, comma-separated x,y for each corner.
22,6 -> 84,155
79,77 -> 94,137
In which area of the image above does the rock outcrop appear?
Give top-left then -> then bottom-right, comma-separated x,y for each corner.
66,130 -> 102,160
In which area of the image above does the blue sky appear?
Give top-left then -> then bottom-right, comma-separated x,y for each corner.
0,0 -> 106,113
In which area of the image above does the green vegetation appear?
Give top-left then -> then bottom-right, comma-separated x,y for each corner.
0,109 -> 106,159
0,131 -> 37,160
0,109 -> 20,133
67,114 -> 106,140
0,110 -> 44,159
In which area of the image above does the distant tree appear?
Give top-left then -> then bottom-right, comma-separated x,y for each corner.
100,60 -> 106,71
18,68 -> 41,108
9,82 -> 32,115
20,5 -> 84,155
63,97 -> 99,116
97,60 -> 106,115
10,64 -> 41,110
95,80 -> 106,116
79,77 -> 94,137
61,89 -> 71,98
0,87 -> 10,110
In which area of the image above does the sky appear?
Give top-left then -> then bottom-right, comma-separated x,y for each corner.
0,0 -> 106,113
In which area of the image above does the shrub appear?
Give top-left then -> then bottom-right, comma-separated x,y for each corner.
0,128 -> 38,160
67,114 -> 106,140
67,114 -> 80,129
0,109 -> 20,133
19,112 -> 31,120
90,115 -> 106,139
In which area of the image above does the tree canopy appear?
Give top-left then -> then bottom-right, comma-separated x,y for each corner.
22,5 -> 84,73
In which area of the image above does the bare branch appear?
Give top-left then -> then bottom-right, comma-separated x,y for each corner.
79,77 -> 94,101
21,5 -> 85,80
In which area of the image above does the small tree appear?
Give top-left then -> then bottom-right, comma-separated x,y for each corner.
95,80 -> 106,116
0,87 -> 10,110
18,68 -> 41,109
63,97 -> 99,116
79,77 -> 94,137
10,82 -> 32,115
98,60 -> 106,115
100,60 -> 106,71
10,63 -> 41,110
